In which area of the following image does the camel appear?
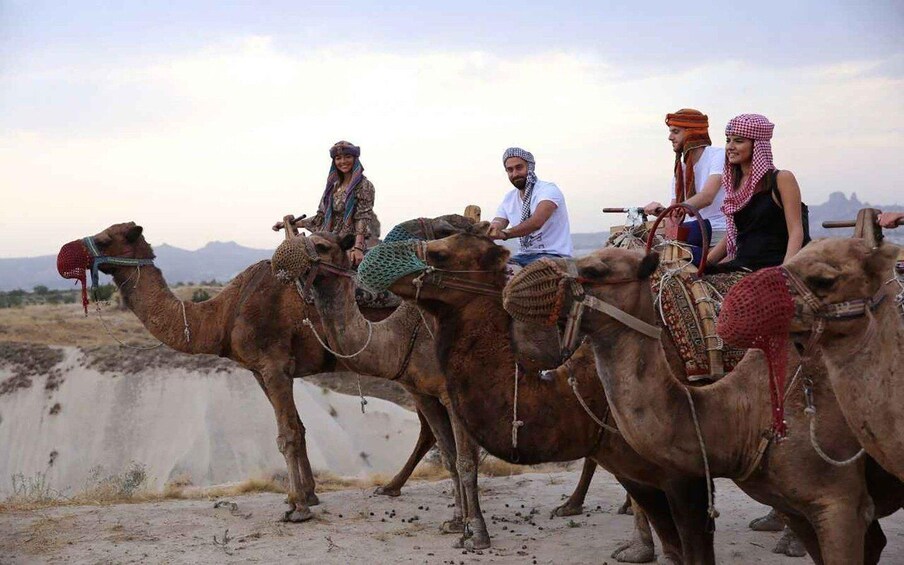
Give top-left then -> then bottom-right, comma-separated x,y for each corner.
60,222 -> 443,523
781,238 -> 903,479
372,233 -> 904,564
275,225 -> 619,554
363,235 -> 724,563
542,243 -> 903,564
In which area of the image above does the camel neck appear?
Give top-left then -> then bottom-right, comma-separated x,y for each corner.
311,274 -> 428,383
114,264 -> 227,355
435,296 -> 609,464
587,318 -> 763,477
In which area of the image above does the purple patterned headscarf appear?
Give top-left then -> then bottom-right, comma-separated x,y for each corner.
321,141 -> 364,230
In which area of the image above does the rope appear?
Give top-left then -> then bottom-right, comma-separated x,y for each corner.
411,271 -> 436,341
565,366 -> 620,434
302,317 -> 373,359
356,376 -> 368,414
801,374 -> 865,466
681,385 -> 719,522
511,363 -> 524,452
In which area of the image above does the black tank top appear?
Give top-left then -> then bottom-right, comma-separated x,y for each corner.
709,170 -> 810,273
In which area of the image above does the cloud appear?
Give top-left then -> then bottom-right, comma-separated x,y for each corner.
1,36 -> 902,256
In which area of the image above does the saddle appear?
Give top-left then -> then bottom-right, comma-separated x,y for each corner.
650,243 -> 747,379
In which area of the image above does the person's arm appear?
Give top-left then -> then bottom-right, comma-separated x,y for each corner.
500,201 -> 557,239
775,171 -> 805,263
684,174 -> 721,211
352,180 -> 375,249
706,237 -> 728,265
878,211 -> 904,228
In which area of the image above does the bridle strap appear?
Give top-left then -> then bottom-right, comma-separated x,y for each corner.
82,236 -> 155,291
419,269 -> 503,298
581,294 -> 662,339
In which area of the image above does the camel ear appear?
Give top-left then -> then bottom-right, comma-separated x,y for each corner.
865,242 -> 899,280
479,243 -> 510,271
471,221 -> 491,235
338,234 -> 356,251
637,253 -> 660,280
125,225 -> 143,243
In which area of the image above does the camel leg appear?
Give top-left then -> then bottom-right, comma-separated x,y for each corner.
447,410 -> 491,550
781,514 -> 823,564
615,478 -> 680,564
617,491 -> 634,515
550,458 -> 597,518
749,507 -> 785,531
864,520 -> 887,565
771,526 -> 807,558
807,503 -> 870,565
410,394 -> 465,534
662,478 -> 715,565
253,370 -> 314,522
375,408 -> 436,497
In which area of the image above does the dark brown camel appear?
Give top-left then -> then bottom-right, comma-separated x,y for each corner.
369,234 -> 717,564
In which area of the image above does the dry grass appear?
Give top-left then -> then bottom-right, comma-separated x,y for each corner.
0,285 -> 221,348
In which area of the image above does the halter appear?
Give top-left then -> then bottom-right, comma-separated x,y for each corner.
556,259 -> 662,359
295,236 -> 357,296
408,242 -> 504,299
783,266 -> 887,357
82,236 -> 156,292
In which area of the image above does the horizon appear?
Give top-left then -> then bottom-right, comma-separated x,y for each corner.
2,1 -> 902,257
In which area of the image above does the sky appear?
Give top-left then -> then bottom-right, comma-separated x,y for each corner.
1,1 -> 902,257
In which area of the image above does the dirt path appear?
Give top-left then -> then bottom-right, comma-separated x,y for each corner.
3,469 -> 901,564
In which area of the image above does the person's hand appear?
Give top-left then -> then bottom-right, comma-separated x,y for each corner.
643,202 -> 664,216
348,248 -> 365,266
272,220 -> 286,232
487,226 -> 506,240
878,212 -> 904,228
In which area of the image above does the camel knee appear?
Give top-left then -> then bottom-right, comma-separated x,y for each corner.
276,428 -> 305,455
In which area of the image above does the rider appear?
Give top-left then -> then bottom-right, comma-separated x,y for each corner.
706,114 -> 809,272
879,211 -> 904,228
644,108 -> 726,265
274,140 -> 379,267
488,147 -> 573,267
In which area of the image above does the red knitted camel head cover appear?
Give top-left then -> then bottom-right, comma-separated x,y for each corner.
717,266 -> 795,438
57,239 -> 93,314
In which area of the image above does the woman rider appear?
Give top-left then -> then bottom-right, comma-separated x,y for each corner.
275,140 -> 378,267
707,114 -> 809,272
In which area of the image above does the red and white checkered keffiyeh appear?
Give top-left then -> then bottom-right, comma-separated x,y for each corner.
720,114 -> 776,258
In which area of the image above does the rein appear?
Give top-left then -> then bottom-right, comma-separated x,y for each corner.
409,242 -> 504,299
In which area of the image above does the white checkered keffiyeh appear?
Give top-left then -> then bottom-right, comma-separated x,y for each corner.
502,147 -> 538,248
720,114 -> 776,258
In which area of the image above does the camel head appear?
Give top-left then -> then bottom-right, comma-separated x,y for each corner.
503,247 -> 660,339
85,223 -> 154,274
359,233 -> 509,310
783,238 -> 900,341
384,214 -> 490,243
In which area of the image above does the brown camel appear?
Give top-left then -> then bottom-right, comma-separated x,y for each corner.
64,222 -> 441,523
548,243 -> 903,564
782,238 -> 903,480
276,226 -> 613,554
374,234 -> 904,564
369,235 -> 720,564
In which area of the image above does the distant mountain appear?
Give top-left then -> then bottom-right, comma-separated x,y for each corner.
2,193 -> 901,291
0,241 -> 274,292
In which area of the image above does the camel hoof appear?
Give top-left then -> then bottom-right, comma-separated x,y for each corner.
306,493 -> 320,506
656,556 -> 680,565
440,519 -> 465,534
611,539 -> 656,563
749,509 -> 784,532
466,529 -> 491,550
617,500 -> 634,515
550,502 -> 583,518
281,507 -> 313,523
373,485 -> 402,497
772,529 -> 807,558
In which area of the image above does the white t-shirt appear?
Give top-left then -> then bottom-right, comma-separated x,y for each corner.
669,145 -> 726,230
495,180 -> 573,256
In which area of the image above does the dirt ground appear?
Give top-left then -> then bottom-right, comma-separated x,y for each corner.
3,469 -> 902,564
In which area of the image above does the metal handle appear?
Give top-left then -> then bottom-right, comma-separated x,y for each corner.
645,203 -> 709,277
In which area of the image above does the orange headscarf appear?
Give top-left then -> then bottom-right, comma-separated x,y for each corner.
665,109 -> 711,202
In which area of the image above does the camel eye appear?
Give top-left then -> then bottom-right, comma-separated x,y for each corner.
314,242 -> 331,254
427,250 -> 449,264
806,275 -> 837,291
